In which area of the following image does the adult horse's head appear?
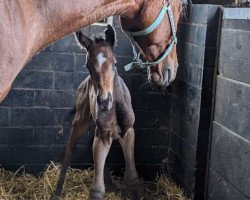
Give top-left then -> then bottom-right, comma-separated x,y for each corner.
121,0 -> 182,86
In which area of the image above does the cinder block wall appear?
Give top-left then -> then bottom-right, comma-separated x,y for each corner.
0,17 -> 173,175
0,5 -> 222,198
168,5 -> 220,198
208,8 -> 250,200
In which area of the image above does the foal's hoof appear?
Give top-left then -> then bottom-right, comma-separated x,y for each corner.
88,187 -> 105,200
50,195 -> 60,200
125,178 -> 141,200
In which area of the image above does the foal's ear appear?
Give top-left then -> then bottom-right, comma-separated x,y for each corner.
105,25 -> 116,48
75,30 -> 93,50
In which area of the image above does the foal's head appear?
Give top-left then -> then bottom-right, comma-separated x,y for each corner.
76,25 -> 117,111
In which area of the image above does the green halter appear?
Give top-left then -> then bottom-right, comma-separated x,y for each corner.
123,0 -> 177,71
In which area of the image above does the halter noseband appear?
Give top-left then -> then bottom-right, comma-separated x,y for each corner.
123,0 -> 177,71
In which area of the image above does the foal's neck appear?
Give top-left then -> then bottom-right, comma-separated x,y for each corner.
113,69 -> 124,99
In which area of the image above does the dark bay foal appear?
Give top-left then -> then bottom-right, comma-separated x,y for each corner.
52,25 -> 140,200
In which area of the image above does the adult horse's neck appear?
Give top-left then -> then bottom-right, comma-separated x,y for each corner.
0,0 -> 140,102
37,0 -> 140,52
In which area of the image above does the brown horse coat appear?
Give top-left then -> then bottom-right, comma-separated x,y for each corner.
53,26 -> 139,200
0,0 -> 181,102
76,73 -> 135,143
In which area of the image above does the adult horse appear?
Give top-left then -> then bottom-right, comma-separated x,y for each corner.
0,0 -> 182,103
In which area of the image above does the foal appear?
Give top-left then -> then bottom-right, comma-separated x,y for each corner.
52,25 -> 140,200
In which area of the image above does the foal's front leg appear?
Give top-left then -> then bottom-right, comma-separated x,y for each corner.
51,115 -> 90,200
52,81 -> 91,200
89,130 -> 113,200
118,128 -> 140,200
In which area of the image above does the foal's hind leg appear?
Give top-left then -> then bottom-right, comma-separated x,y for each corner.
118,128 -> 140,200
104,165 -> 114,191
52,115 -> 90,199
89,131 -> 113,200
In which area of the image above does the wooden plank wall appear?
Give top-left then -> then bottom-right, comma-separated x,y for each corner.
207,8 -> 250,200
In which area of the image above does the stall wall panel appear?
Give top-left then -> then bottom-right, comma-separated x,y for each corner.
210,122 -> 250,197
208,169 -> 249,200
208,7 -> 250,200
215,76 -> 250,140
218,27 -> 250,84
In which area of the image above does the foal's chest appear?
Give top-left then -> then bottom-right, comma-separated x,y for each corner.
89,84 -> 134,139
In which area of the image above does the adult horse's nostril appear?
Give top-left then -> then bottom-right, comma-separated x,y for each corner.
167,69 -> 171,83
162,68 -> 171,86
152,73 -> 160,82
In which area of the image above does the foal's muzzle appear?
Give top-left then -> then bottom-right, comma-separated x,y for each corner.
97,92 -> 113,111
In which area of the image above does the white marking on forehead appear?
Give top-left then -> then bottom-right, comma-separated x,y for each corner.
97,52 -> 106,66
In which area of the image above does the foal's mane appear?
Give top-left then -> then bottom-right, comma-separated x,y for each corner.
75,33 -> 110,51
94,36 -> 106,44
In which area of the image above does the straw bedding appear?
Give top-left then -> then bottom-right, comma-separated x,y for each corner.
0,162 -> 188,200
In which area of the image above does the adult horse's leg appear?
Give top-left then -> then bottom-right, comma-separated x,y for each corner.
52,115 -> 90,200
118,128 -> 140,200
89,131 -> 113,200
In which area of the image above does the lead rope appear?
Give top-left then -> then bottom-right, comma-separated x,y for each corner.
124,34 -> 144,71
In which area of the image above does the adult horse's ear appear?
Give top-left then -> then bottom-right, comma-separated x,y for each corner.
105,25 -> 116,48
75,30 -> 93,50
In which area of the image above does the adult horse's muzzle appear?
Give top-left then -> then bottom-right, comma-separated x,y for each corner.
150,63 -> 177,86
122,0 -> 178,88
97,92 -> 113,111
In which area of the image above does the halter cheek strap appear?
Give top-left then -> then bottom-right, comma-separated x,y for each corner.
127,4 -> 169,36
122,0 -> 177,71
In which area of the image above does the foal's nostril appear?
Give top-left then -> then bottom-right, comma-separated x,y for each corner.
97,94 -> 102,105
97,92 -> 113,111
107,92 -> 112,102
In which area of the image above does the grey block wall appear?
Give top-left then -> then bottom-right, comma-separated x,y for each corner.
0,18 -> 173,176
0,5 -> 232,199
207,8 -> 250,200
168,4 -> 220,198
